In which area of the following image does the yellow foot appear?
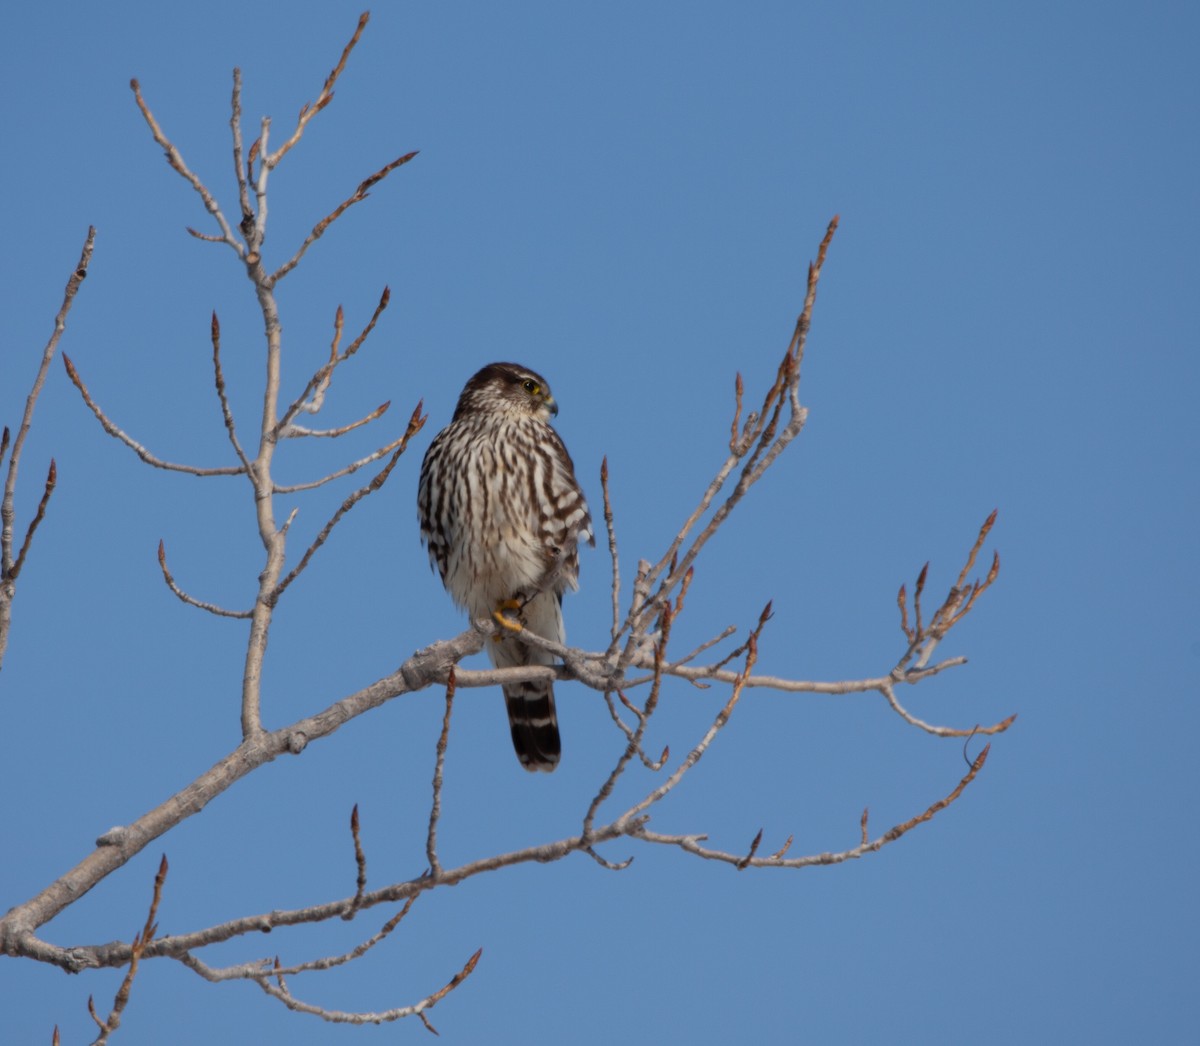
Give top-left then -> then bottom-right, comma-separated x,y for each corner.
492,598 -> 524,636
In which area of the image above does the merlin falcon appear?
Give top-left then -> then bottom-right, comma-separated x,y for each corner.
417,363 -> 593,771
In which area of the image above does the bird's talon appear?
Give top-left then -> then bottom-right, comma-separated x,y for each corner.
492,600 -> 524,633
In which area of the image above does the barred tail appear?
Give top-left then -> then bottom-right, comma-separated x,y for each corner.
503,679 -> 560,772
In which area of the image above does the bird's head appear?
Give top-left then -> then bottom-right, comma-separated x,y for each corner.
454,361 -> 559,422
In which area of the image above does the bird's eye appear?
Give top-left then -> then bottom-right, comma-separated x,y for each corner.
522,379 -> 540,395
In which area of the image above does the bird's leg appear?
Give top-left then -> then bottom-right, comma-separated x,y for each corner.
492,598 -> 524,636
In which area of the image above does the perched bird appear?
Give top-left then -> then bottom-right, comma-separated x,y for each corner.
417,362 -> 593,771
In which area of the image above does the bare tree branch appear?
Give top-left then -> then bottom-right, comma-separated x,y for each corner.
634,744 -> 992,869
272,430 -> 416,494
8,459 -> 56,584
426,670 -> 456,880
252,944 -> 481,1031
615,611 -> 768,833
230,68 -> 253,230
272,152 -> 419,283
283,401 -> 390,439
210,311 -> 253,475
277,303 -> 345,431
1,227 -> 95,671
131,79 -> 243,252
63,354 -> 247,477
157,539 -> 253,619
272,287 -> 393,439
272,402 -> 425,599
264,11 -> 370,170
585,602 -> 677,840
88,855 -> 168,1045
880,683 -> 1017,738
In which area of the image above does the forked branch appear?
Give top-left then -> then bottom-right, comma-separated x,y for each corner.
264,11 -> 370,170
87,855 -> 168,1045
1,227 -> 95,671
634,744 -> 992,870
896,509 -> 1001,672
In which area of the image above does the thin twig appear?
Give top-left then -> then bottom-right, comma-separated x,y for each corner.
634,216 -> 838,631
928,511 -> 1001,637
635,744 -> 990,870
342,804 -> 367,920
63,354 -> 247,477
295,303 -> 343,424
426,670 -> 455,880
186,228 -> 227,244
893,512 -> 1001,674
157,540 -> 253,619
179,893 -> 416,983
131,79 -> 243,252
230,68 -> 253,230
336,286 -> 391,365
8,460 -> 56,582
210,312 -> 253,474
286,898 -> 418,976
272,152 -> 419,282
600,457 -> 622,644
616,614 -> 767,831
624,653 -> 965,694
282,401 -> 390,439
585,603 -> 676,839
879,683 -> 1017,738
250,946 -> 482,1029
264,12 -> 371,169
276,287 -> 391,434
272,404 -> 423,598
2,228 -> 94,577
663,624 -> 739,676
89,855 -> 168,1044
272,427 -> 417,494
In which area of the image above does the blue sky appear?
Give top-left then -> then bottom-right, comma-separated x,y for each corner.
2,2 -> 1197,1043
